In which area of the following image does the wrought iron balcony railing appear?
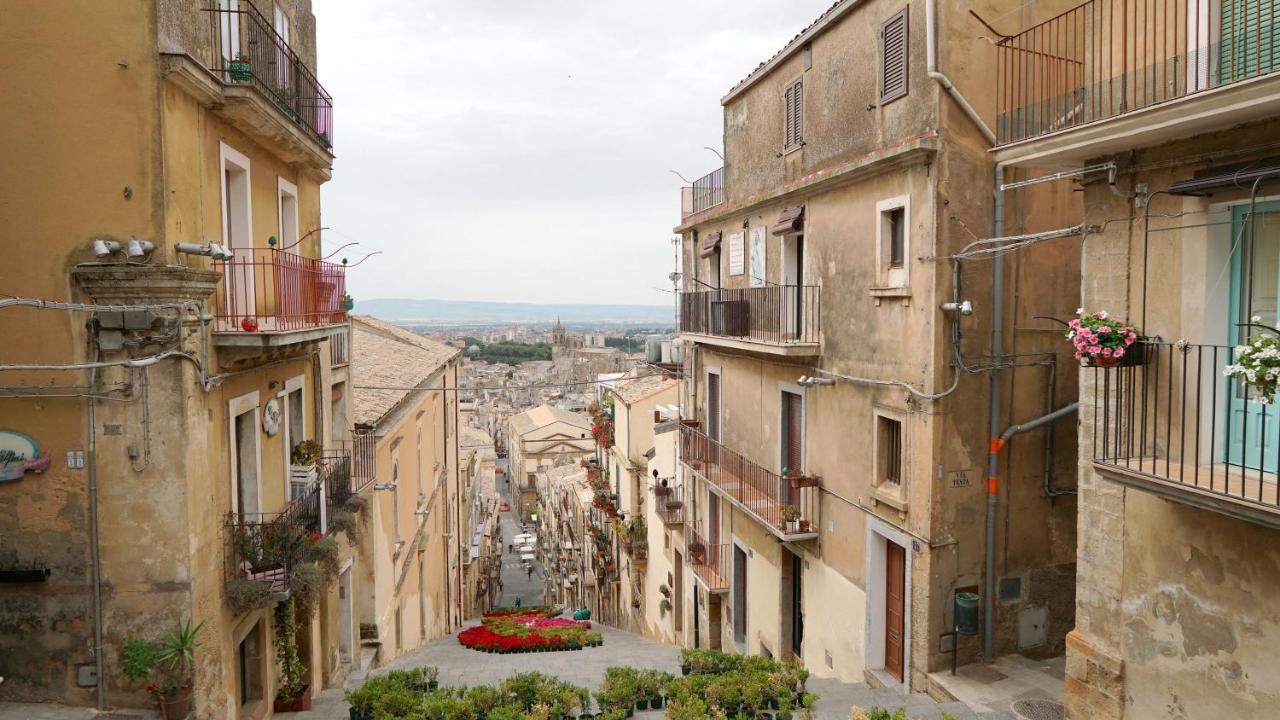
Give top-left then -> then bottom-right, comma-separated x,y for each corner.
680,424 -> 819,539
214,247 -> 347,334
1093,340 -> 1280,525
680,285 -> 820,346
680,167 -> 725,220
685,526 -> 729,592
996,0 -> 1280,145
207,0 -> 334,148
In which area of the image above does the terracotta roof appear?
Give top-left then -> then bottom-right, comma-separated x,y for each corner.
612,373 -> 679,406
509,404 -> 592,437
721,0 -> 857,104
351,315 -> 459,427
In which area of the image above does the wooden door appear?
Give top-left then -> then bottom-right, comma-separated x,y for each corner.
885,541 -> 906,682
707,372 -> 721,442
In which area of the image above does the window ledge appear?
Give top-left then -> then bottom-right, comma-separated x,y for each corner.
872,485 -> 908,511
869,286 -> 912,306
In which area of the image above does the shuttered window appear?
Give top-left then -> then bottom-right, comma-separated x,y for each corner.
877,415 -> 903,485
881,8 -> 909,103
783,78 -> 803,152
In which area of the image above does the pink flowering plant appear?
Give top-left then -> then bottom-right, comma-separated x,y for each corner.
1223,326 -> 1280,403
1067,309 -> 1139,364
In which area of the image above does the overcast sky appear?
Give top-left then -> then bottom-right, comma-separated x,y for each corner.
312,0 -> 833,306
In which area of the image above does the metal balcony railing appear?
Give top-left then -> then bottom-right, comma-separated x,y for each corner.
319,449 -> 353,508
685,526 -> 729,592
680,424 -> 819,539
680,167 -> 725,219
206,0 -> 334,148
1093,340 -> 1280,521
214,248 -> 347,333
997,0 -> 1280,145
679,285 -> 820,346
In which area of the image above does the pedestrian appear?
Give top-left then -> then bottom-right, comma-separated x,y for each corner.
508,543 -> 513,553
527,565 -> 534,580
514,596 -> 522,607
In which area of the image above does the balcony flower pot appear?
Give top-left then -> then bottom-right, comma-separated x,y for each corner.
273,685 -> 312,713
665,499 -> 683,511
1068,310 -> 1141,367
787,474 -> 818,489
785,520 -> 799,533
229,57 -> 252,82
342,294 -> 354,311
797,520 -> 813,533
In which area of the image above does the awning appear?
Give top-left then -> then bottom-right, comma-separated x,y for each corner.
770,206 -> 804,235
699,231 -> 723,258
1168,158 -> 1280,195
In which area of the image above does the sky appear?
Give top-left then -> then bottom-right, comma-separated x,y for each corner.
312,0 -> 834,306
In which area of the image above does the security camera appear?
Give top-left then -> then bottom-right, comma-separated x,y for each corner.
92,239 -> 121,258
126,237 -> 156,258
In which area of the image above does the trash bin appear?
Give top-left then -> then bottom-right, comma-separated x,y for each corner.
955,592 -> 980,636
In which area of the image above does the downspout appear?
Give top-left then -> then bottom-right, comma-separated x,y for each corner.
983,164 -> 1004,661
87,344 -> 106,711
925,0 -> 997,145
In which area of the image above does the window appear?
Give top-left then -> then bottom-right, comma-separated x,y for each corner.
237,622 -> 265,707
876,197 -> 911,288
416,421 -> 424,497
392,456 -> 401,545
229,391 -> 260,517
783,78 -> 804,152
881,8 -> 909,103
876,415 -> 903,486
278,178 -> 299,253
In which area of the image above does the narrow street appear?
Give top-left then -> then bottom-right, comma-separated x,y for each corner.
493,460 -> 546,608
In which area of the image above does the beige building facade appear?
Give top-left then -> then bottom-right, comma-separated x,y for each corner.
990,1 -> 1280,717
0,1 -> 353,717
349,317 -> 462,666
673,0 -> 1081,695
504,405 -> 595,520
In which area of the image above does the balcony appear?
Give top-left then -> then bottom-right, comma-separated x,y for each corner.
213,248 -> 347,347
680,167 -> 725,220
685,526 -> 729,592
679,286 -> 820,356
1093,340 -> 1280,528
207,1 -> 333,150
224,480 -> 326,591
994,0 -> 1280,166
679,424 -> 820,541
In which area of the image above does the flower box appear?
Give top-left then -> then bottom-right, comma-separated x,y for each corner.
787,474 -> 819,489
273,685 -> 312,713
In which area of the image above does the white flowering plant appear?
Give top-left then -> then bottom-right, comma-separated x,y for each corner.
1223,329 -> 1280,404
1067,309 -> 1139,365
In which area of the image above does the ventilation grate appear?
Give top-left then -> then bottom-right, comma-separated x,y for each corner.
1013,699 -> 1065,720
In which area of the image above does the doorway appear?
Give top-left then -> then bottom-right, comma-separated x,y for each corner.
732,543 -> 747,651
885,541 -> 906,682
673,552 -> 685,635
1227,201 -> 1280,471
789,551 -> 804,661
865,518 -> 912,690
782,233 -> 804,339
338,565 -> 353,665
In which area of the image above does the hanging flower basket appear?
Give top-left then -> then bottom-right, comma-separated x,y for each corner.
1225,331 -> 1280,403
1067,310 -> 1143,367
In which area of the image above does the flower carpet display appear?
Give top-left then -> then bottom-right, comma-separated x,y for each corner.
457,607 -> 603,653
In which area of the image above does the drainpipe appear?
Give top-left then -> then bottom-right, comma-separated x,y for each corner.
925,0 -> 997,145
985,400 -> 1079,659
982,163 -> 1005,661
87,345 -> 106,711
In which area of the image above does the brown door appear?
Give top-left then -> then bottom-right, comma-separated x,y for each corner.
885,541 -> 906,682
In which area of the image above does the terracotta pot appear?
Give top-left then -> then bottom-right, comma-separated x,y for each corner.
158,687 -> 193,720
273,685 -> 312,713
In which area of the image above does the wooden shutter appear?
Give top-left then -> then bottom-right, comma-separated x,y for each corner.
783,392 -> 803,474
881,8 -> 909,103
1221,0 -> 1280,83
707,373 -> 721,442
783,79 -> 803,151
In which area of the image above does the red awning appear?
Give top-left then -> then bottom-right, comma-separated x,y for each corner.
770,206 -> 804,235
699,231 -> 723,258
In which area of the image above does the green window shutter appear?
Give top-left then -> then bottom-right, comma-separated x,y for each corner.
1221,0 -> 1280,84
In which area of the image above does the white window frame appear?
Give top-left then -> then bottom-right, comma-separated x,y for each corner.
875,195 -> 911,289
281,374 -> 306,500
228,390 -> 262,516
219,142 -> 253,252
277,177 -> 299,254
872,407 -> 909,509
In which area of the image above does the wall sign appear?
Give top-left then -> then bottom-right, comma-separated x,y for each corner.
749,227 -> 766,287
0,430 -> 51,482
262,398 -> 282,436
727,232 -> 745,276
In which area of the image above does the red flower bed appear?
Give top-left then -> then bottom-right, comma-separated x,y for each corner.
458,609 -> 601,653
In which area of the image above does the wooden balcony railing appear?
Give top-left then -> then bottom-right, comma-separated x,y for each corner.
330,324 -> 351,367
680,424 -> 819,539
1093,340 -> 1280,526
214,248 -> 347,334
680,167 -> 725,219
685,526 -> 729,592
996,0 -> 1280,145
680,286 -> 820,346
207,0 -> 334,148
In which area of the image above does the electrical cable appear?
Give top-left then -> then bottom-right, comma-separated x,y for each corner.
357,371 -> 667,393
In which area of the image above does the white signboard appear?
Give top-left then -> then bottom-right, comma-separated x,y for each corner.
749,227 -> 766,287
728,232 -> 745,276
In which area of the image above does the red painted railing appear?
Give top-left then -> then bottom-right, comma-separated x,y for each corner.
680,424 -> 819,537
215,248 -> 347,333
685,526 -> 729,591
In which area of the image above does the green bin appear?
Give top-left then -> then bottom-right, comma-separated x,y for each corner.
954,592 -> 980,636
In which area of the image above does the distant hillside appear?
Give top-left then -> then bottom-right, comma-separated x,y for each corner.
356,298 -> 674,325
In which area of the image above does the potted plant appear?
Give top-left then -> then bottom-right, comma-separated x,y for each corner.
1067,309 -> 1142,367
780,505 -> 801,534
229,53 -> 252,82
1224,329 -> 1280,402
665,499 -> 684,511
121,620 -> 204,720
341,293 -> 355,311
658,598 -> 672,618
783,467 -> 819,489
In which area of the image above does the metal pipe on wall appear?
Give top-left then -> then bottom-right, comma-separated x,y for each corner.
983,164 -> 1005,661
86,346 -> 105,711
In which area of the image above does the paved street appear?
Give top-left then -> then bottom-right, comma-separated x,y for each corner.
493,472 -> 546,608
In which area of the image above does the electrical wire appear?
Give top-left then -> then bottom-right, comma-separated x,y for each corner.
356,371 -> 667,393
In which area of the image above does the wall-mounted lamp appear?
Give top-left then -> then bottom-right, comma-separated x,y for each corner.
797,376 -> 836,387
373,483 -> 398,491
92,240 -> 121,258
125,237 -> 155,258
174,242 -> 234,261
940,300 -> 974,316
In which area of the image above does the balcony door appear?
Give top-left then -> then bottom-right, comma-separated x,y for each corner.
1226,201 -> 1280,472
216,0 -> 241,69
781,390 -> 803,507
220,143 -> 254,331
782,233 -> 804,340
